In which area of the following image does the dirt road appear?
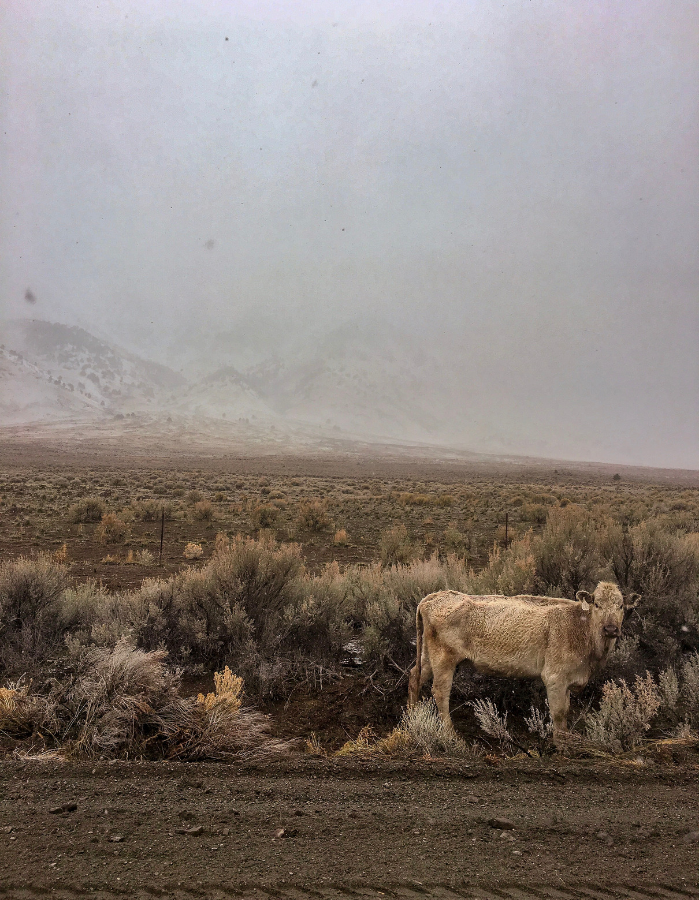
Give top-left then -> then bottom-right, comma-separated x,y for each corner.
0,757 -> 696,899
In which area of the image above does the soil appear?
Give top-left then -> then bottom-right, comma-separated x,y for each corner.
0,438 -> 697,897
0,756 -> 696,899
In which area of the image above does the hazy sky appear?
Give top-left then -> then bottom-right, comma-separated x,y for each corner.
1,0 -> 697,467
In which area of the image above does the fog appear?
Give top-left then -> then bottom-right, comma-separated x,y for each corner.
1,0 -> 697,468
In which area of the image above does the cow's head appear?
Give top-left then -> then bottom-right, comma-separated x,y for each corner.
575,582 -> 639,640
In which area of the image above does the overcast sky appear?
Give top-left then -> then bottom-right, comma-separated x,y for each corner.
1,0 -> 697,467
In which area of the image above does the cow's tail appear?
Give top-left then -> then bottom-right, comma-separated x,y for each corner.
409,603 -> 424,707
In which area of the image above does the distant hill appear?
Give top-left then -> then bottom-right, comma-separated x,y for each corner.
0,319 -> 186,423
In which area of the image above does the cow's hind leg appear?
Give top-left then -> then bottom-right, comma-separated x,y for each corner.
431,651 -> 457,728
408,651 -> 432,706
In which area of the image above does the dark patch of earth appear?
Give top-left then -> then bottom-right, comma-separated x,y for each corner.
0,756 -> 696,899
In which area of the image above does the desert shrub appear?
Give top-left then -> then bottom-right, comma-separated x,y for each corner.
443,525 -> 467,555
342,564 -> 411,668
524,703 -> 553,741
533,506 -> 602,597
296,500 -> 331,532
345,554 -> 472,669
59,579 -> 110,634
131,499 -> 172,522
657,666 -> 680,711
471,698 -> 514,749
207,536 -> 304,642
68,497 -> 105,523
251,503 -> 277,529
605,634 -> 644,681
584,672 -> 661,751
96,513 -> 128,544
186,490 -> 204,505
126,536 -> 311,694
193,499 -> 214,521
285,563 -> 352,665
602,521 -> 698,629
0,555 -> 69,666
470,533 -> 537,596
379,524 -> 414,566
521,503 -> 548,525
333,528 -> 349,546
183,542 -> 204,559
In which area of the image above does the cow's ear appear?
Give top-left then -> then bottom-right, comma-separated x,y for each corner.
624,592 -> 640,610
576,590 -> 594,611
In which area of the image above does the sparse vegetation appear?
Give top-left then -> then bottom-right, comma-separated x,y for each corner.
0,640 -> 288,760
0,460 -> 696,758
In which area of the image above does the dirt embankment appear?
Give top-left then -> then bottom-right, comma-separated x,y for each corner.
0,757 -> 697,900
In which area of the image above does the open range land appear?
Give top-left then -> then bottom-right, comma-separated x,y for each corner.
0,434 -> 697,898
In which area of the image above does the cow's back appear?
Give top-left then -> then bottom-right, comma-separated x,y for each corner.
419,590 -> 560,678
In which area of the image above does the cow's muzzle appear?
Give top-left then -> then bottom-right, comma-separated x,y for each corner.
603,625 -> 621,638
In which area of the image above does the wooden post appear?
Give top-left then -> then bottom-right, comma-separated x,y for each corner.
159,508 -> 165,566
505,512 -> 509,548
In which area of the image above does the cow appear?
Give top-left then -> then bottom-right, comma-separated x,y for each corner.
407,582 -> 639,734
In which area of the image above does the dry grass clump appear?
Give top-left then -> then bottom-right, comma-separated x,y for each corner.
443,525 -> 468,555
126,548 -> 154,565
398,493 -> 432,507
183,542 -> 204,560
0,678 -> 54,739
96,513 -> 128,544
394,700 -> 469,756
0,641 -> 288,760
335,724 -> 378,757
335,701 -> 469,758
52,543 -> 68,564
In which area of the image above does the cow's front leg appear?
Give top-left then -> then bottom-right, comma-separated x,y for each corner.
543,678 -> 570,735
431,652 -> 457,728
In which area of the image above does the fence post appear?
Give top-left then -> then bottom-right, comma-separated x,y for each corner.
159,508 -> 165,566
505,512 -> 509,548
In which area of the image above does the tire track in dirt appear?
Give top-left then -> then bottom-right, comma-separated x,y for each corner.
0,882 -> 697,900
